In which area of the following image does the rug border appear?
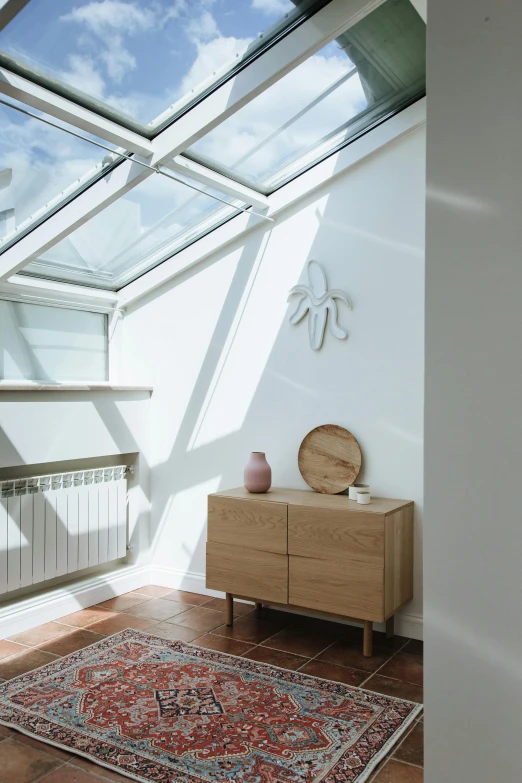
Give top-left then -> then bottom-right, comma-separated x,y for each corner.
0,628 -> 423,783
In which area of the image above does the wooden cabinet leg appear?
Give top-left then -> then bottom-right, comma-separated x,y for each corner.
363,621 -> 373,657
255,602 -> 262,613
386,616 -> 395,639
225,593 -> 233,626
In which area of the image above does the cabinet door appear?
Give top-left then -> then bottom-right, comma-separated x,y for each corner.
208,496 -> 287,554
289,555 -> 384,622
206,542 -> 288,603
288,505 -> 384,560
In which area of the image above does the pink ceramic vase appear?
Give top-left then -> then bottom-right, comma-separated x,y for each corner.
244,452 -> 272,493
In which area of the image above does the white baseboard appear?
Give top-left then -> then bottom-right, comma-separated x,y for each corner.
149,566 -> 424,640
0,564 -> 150,639
0,564 -> 423,641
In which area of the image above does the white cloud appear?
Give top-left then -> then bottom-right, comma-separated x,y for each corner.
59,54 -> 106,99
251,0 -> 294,15
100,37 -> 136,81
179,34 -> 253,98
185,11 -> 220,44
61,1 -> 155,36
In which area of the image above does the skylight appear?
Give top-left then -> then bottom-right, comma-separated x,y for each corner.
0,99 -> 119,250
18,174 -> 244,290
0,0 -> 426,296
0,0 -> 329,135
185,0 -> 426,193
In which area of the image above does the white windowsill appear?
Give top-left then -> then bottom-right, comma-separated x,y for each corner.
0,383 -> 153,392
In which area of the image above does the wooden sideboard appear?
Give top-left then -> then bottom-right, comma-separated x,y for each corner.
206,487 -> 414,656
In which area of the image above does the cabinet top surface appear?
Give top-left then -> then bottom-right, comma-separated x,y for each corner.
211,487 -> 412,515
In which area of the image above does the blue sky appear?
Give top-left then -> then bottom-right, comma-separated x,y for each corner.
0,0 -> 298,126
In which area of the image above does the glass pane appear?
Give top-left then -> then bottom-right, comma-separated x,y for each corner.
0,0 -> 326,134
18,174 -> 243,290
0,300 -> 107,382
0,99 -> 119,250
185,0 -> 426,192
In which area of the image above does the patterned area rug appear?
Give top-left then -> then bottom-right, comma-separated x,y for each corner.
0,629 -> 421,783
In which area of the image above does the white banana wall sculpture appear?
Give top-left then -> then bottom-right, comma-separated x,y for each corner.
288,260 -> 352,351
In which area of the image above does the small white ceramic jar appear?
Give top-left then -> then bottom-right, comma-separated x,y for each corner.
349,483 -> 369,500
357,491 -> 371,505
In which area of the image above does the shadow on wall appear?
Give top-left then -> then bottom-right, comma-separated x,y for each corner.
124,126 -> 425,619
0,392 -> 150,607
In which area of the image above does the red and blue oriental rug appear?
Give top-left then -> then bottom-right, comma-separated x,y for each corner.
0,629 -> 421,783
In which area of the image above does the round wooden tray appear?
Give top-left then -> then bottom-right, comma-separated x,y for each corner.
298,424 -> 362,494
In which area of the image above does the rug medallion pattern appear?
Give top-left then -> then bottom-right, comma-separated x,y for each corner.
0,630 -> 421,783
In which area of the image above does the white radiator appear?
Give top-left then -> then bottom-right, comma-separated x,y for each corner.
0,465 -> 128,593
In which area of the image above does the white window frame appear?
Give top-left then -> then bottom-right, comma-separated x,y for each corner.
0,0 -> 388,282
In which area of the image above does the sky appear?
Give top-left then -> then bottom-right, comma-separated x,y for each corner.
0,0 -> 421,287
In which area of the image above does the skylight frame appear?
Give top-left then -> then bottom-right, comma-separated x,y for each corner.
0,0 -> 389,290
0,0 -> 334,139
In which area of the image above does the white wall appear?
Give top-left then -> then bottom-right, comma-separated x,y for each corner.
425,2 -> 522,780
0,390 -> 151,571
124,124 -> 426,636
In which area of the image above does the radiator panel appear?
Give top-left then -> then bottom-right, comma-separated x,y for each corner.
0,468 -> 128,593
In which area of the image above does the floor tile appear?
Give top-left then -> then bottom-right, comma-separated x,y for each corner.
39,629 -> 105,656
363,674 -> 423,704
378,653 -> 423,686
0,726 -> 14,740
213,615 -> 284,644
402,639 -> 423,656
192,634 -> 255,657
94,593 -> 152,612
133,585 -> 173,598
86,614 -> 157,635
57,608 -> 117,628
394,721 -> 423,767
161,590 -> 212,606
371,631 -> 410,652
123,598 -> 188,621
371,759 -> 423,782
68,755 -> 140,781
0,737 -> 61,783
12,733 -> 73,761
0,649 -> 58,680
262,626 -> 334,658
0,639 -> 27,661
299,660 -> 368,686
146,623 -> 204,642
9,622 -> 77,648
173,607 -> 226,632
203,598 -> 254,616
244,646 -> 308,671
317,639 -> 393,673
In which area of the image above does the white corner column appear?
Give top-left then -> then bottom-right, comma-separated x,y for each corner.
425,1 -> 522,781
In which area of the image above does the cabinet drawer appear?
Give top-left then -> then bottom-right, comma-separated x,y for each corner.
206,542 -> 288,603
289,555 -> 384,622
288,505 -> 384,561
208,496 -> 287,554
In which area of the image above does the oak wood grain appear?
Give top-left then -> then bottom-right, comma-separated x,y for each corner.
206,542 -> 288,604
298,424 -> 362,494
288,505 -> 384,560
212,487 -> 411,516
289,555 -> 384,622
384,505 -> 414,617
208,496 -> 287,554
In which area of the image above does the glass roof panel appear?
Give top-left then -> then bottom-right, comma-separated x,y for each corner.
0,0 -> 328,135
18,174 -> 244,290
0,99 -> 119,251
184,0 -> 426,193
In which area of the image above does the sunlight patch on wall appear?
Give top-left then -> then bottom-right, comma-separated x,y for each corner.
188,199 -> 328,450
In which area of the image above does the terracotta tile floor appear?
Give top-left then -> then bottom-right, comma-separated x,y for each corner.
0,586 -> 424,782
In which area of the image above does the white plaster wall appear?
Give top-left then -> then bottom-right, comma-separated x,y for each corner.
424,1 -> 522,780
0,391 -> 151,569
124,125 -> 426,635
